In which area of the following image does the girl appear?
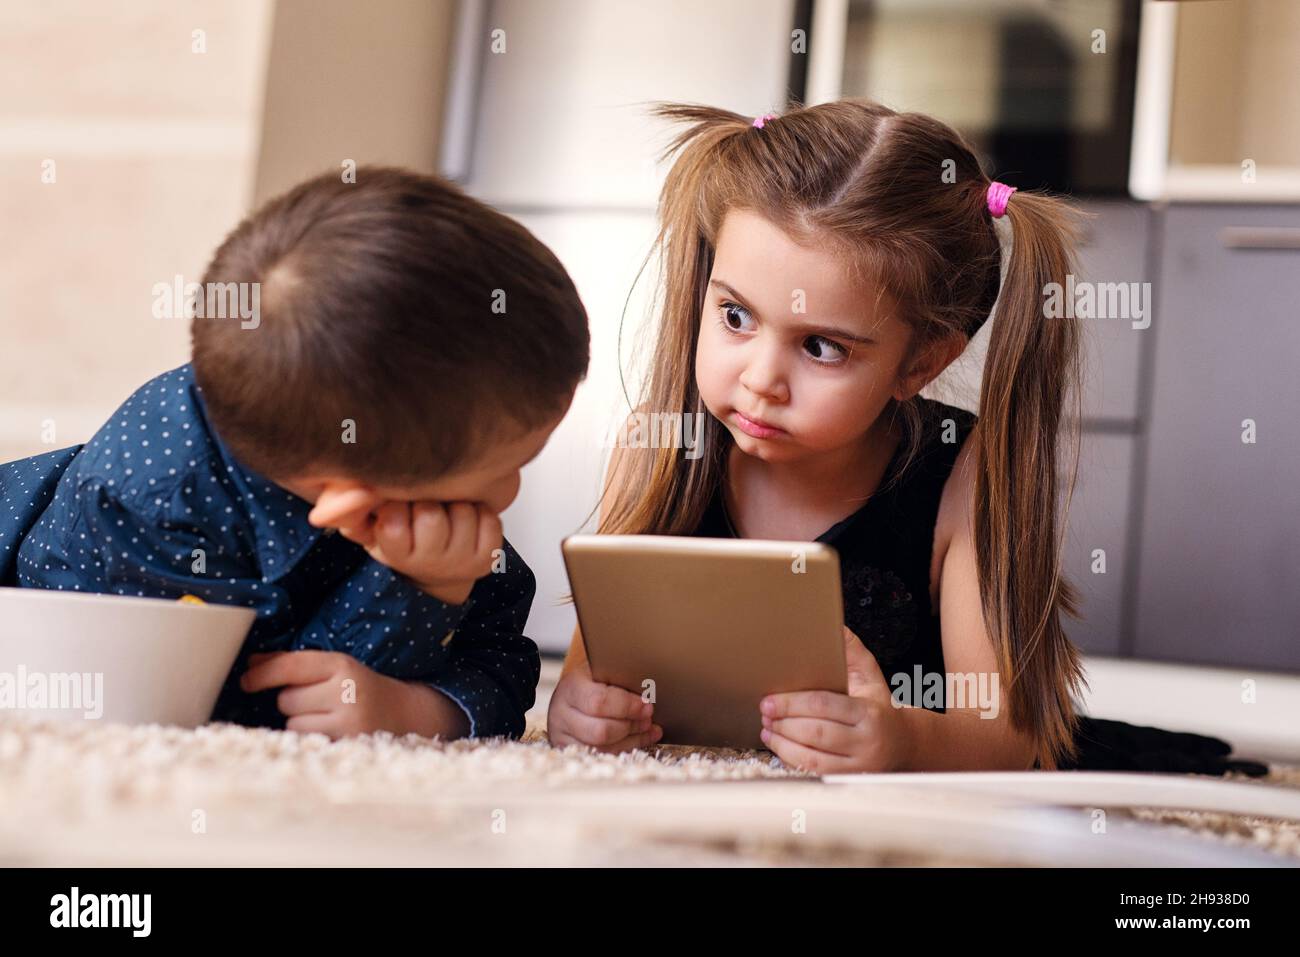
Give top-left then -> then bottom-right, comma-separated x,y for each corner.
546,100 -> 1253,775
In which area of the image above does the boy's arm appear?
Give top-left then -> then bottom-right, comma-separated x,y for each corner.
64,479 -> 534,739
414,537 -> 540,739
300,536 -> 539,740
398,683 -> 472,739
64,476 -> 479,666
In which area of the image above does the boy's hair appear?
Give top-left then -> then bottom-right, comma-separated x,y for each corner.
600,100 -> 1086,770
191,166 -> 589,484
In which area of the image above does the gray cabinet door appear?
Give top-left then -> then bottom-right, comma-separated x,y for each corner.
1060,432 -> 1135,658
1135,205 -> 1300,670
1074,200 -> 1152,424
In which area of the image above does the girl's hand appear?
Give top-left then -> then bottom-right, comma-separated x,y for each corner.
308,486 -> 501,606
241,650 -> 468,739
759,626 -> 907,773
547,654 -> 663,752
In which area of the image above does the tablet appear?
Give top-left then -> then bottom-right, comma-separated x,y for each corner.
561,534 -> 847,749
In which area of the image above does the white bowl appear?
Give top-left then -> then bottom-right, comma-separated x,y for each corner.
0,587 -> 255,728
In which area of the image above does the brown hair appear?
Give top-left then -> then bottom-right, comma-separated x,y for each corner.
599,100 -> 1086,769
191,165 -> 589,484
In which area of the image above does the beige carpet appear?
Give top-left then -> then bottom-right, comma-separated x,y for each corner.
1,716 -> 1296,866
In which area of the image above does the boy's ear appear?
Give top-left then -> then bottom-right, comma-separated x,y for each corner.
307,482 -> 385,530
892,333 -> 966,402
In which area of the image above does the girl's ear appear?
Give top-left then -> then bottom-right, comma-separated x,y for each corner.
892,333 -> 966,402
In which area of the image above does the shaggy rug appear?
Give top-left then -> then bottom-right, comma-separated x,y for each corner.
1,717 -> 1296,867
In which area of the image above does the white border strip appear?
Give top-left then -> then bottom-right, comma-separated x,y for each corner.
1129,0 -> 1178,201
438,0 -> 489,183
824,770 -> 1300,822
805,0 -> 848,106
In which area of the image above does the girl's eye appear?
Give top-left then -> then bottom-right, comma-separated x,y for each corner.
717,300 -> 848,365
719,301 -> 754,332
804,335 -> 848,364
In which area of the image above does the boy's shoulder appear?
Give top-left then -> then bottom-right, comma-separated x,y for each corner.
63,363 -> 327,578
71,363 -> 225,510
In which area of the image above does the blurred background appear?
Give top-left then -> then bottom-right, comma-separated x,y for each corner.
1,0 -> 1297,748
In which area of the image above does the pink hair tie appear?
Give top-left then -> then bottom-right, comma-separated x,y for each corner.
986,180 -> 1017,218
752,112 -> 777,129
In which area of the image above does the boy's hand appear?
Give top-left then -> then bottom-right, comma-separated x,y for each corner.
308,487 -> 502,605
758,626 -> 907,773
547,655 -> 662,752
240,650 -> 470,740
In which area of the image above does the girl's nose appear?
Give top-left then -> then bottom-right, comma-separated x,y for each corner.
738,344 -> 789,403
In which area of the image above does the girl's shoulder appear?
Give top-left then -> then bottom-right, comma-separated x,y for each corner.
914,395 -> 978,447
887,396 -> 978,586
891,395 -> 977,497
930,400 -> 979,559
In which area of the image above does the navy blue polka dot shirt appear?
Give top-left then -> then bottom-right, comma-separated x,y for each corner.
0,364 -> 541,738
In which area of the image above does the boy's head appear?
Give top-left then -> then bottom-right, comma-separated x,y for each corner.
191,166 -> 589,511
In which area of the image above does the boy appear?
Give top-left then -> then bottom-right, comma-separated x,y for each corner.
0,166 -> 589,740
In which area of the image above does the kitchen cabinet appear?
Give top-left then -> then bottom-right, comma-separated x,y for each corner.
465,0 -> 798,651
1060,432 -> 1135,658
1073,200 -> 1152,425
1133,204 -> 1300,669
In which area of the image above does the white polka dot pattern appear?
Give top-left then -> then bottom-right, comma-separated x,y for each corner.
0,364 -> 541,738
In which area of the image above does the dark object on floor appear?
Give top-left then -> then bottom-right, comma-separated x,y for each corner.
1058,716 -> 1269,776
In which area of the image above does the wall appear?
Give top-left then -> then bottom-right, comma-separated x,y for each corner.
468,0 -> 800,652
253,0 -> 456,203
1169,0 -> 1300,167
0,0 -> 273,463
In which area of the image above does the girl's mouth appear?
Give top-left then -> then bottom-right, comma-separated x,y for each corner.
732,410 -> 786,439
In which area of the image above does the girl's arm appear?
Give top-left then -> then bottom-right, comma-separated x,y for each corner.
560,622 -> 589,676
560,418 -> 638,678
548,430 -> 659,749
896,432 -> 1040,771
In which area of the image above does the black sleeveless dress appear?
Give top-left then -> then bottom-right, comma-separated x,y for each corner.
692,396 -> 972,709
689,396 -> 1266,775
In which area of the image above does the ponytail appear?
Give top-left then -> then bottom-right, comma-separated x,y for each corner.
975,189 -> 1088,769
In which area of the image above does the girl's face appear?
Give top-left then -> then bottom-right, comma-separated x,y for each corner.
695,208 -> 919,465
